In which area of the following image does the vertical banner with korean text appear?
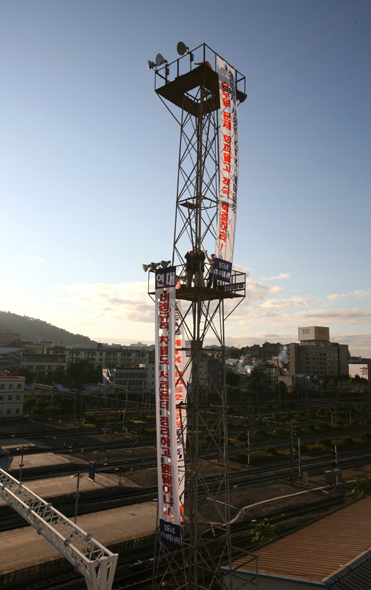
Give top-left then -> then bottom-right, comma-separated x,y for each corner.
174,295 -> 188,520
155,267 -> 181,549
214,56 -> 239,283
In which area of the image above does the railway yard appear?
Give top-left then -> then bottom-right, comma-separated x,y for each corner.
1,409 -> 371,590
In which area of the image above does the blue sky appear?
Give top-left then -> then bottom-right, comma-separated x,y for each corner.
1,0 -> 370,355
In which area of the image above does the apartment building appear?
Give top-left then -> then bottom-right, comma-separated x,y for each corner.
289,326 -> 348,378
19,352 -> 68,375
67,346 -> 150,369
103,365 -> 151,393
0,371 -> 25,417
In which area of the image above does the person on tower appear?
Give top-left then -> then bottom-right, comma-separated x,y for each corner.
194,249 -> 205,287
185,250 -> 195,288
206,250 -> 217,288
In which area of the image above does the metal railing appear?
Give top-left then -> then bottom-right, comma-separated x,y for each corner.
154,42 -> 246,102
148,263 -> 246,297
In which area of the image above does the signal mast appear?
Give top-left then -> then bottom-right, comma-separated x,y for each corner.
147,43 -> 257,590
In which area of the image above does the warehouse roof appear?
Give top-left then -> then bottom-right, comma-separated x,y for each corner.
232,495 -> 371,589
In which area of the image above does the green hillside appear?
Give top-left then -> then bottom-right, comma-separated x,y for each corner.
0,311 -> 97,347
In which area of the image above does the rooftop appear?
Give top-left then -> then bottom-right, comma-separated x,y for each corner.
232,495 -> 371,588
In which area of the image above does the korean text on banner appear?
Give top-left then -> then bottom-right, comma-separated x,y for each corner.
174,294 -> 189,520
155,267 -> 181,549
214,56 -> 239,283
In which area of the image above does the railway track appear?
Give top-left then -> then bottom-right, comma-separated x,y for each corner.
2,444 -> 368,534
13,492 -> 349,590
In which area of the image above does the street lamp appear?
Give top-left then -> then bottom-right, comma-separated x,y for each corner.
17,446 -> 24,482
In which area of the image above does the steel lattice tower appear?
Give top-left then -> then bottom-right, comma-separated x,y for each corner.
148,44 -> 257,590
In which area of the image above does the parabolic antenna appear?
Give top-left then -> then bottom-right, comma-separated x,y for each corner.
155,53 -> 167,67
177,42 -> 188,56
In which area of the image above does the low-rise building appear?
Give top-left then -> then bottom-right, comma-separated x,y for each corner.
349,362 -> 371,381
0,331 -> 20,346
103,366 -> 148,394
67,346 -> 149,369
19,352 -> 68,376
0,371 -> 25,418
103,363 -> 156,395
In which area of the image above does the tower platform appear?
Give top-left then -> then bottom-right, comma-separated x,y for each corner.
156,63 -> 247,114
148,267 -> 246,302
149,284 -> 245,302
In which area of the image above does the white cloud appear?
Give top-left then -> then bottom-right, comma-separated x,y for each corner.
266,308 -> 371,328
332,333 -> 371,355
328,289 -> 371,301
222,332 -> 297,347
232,264 -> 250,276
262,273 -> 291,281
249,296 -> 314,317
54,281 -> 371,357
55,281 -> 154,324
269,286 -> 283,295
245,279 -> 283,303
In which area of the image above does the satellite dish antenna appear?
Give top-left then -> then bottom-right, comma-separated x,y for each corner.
147,60 -> 155,70
155,53 -> 167,67
177,42 -> 189,56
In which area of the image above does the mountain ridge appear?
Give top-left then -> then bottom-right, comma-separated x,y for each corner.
0,311 -> 97,347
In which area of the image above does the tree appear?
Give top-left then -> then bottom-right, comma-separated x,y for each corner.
251,522 -> 277,544
10,367 -> 34,384
226,370 -> 240,387
250,368 -> 268,389
62,361 -> 102,388
278,381 -> 287,395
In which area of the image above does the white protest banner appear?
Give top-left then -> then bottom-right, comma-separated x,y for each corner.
214,56 -> 239,283
174,296 -> 189,520
155,267 -> 181,548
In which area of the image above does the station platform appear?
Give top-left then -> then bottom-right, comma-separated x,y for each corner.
0,438 -> 35,451
0,451 -> 85,471
0,471 -> 138,509
0,501 -> 157,579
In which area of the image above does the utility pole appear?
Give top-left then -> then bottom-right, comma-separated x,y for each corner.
247,430 -> 250,466
19,446 -> 24,483
73,392 -> 77,423
305,394 -> 308,435
290,420 -> 294,487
